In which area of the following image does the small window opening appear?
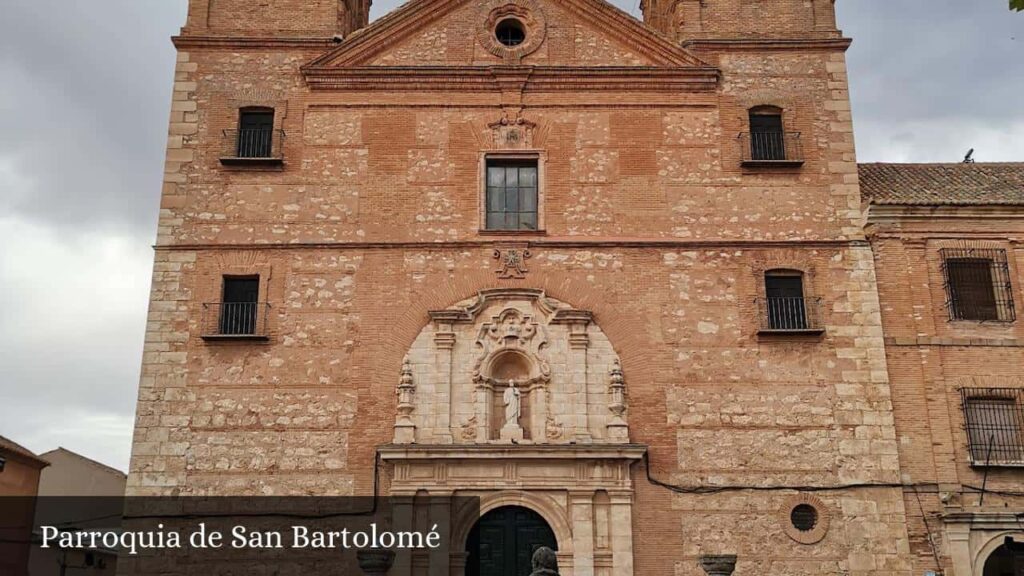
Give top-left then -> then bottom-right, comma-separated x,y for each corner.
220,276 -> 260,335
790,504 -> 818,532
764,271 -> 808,330
749,106 -> 786,161
237,108 -> 274,158
495,18 -> 526,47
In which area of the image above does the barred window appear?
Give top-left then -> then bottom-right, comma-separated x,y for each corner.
237,108 -> 274,158
941,248 -> 1015,322
220,276 -> 260,336
764,271 -> 808,330
962,388 -> 1024,466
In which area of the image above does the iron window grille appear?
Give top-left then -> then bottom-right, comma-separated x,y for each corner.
201,276 -> 270,341
941,247 -> 1015,322
961,388 -> 1024,466
758,272 -> 824,333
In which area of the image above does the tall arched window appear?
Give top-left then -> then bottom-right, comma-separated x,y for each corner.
748,105 -> 786,161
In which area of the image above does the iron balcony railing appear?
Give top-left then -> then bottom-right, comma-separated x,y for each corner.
756,296 -> 823,333
201,302 -> 271,340
220,129 -> 285,165
961,388 -> 1024,466
739,131 -> 804,165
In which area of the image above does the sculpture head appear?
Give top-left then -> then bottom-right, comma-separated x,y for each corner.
531,546 -> 558,573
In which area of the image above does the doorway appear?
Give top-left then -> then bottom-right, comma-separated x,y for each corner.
985,539 -> 1024,576
466,506 -> 558,576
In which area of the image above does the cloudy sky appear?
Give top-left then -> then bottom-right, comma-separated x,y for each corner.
0,1 -> 1021,473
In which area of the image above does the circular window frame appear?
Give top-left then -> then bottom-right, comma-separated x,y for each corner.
495,18 -> 527,47
477,0 -> 547,60
781,494 -> 830,545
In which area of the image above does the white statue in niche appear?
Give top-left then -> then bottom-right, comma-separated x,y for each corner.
500,380 -> 524,442
504,380 -> 521,426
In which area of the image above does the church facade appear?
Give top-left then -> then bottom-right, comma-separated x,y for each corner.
128,0 -> 1024,574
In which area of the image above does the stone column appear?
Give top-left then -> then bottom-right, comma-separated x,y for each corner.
389,495 -> 415,575
567,322 -> 591,442
945,521 -> 972,576
570,491 -> 595,576
434,321 -> 456,444
609,491 -> 635,576
699,555 -> 737,576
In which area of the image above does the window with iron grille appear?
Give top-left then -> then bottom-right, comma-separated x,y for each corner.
485,158 -> 538,231
764,271 -> 809,330
749,106 -> 786,161
962,388 -> 1024,466
220,276 -> 260,335
237,108 -> 275,158
941,248 -> 1015,322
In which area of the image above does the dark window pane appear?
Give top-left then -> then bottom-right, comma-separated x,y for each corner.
487,213 -> 505,230
749,111 -> 785,161
238,110 -> 274,158
487,167 -> 505,187
765,273 -> 807,330
484,159 -> 539,231
948,258 -> 998,320
220,277 -> 259,335
520,188 -> 537,212
505,186 -> 519,212
488,187 -> 505,212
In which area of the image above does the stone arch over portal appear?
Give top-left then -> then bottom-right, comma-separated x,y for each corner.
974,531 -> 1024,575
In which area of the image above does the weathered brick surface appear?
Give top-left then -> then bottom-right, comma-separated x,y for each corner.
129,1 -> 918,574
868,209 -> 1024,575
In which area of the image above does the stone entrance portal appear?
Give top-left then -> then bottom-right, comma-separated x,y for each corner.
466,506 -> 558,576
385,289 -> 643,575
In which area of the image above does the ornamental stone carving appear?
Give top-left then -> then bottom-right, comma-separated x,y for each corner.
395,289 -> 629,445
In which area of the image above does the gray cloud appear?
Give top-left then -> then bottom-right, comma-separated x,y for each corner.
0,1 -> 1020,471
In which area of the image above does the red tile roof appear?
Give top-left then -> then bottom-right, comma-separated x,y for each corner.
0,435 -> 49,466
860,163 -> 1024,205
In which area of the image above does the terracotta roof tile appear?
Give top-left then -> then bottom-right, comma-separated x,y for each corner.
859,163 -> 1024,205
0,435 -> 49,465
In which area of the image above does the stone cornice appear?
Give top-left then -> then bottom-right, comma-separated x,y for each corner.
154,238 -> 869,251
681,37 -> 853,52
302,65 -> 720,92
379,444 -> 648,460
172,35 -> 336,49
866,203 -> 1024,226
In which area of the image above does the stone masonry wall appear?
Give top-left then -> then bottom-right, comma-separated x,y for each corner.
129,0 -> 915,573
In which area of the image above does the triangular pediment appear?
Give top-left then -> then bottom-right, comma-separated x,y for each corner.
304,0 -> 711,69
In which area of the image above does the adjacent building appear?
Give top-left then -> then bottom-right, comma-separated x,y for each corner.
863,163 -> 1024,576
126,0 -> 1024,574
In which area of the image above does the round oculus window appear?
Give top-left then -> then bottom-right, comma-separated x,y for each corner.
495,18 -> 526,47
790,504 -> 819,532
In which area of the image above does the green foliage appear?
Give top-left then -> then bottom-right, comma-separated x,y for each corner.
1013,0 -> 1024,11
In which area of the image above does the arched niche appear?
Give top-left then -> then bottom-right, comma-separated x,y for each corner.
394,288 -> 630,445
